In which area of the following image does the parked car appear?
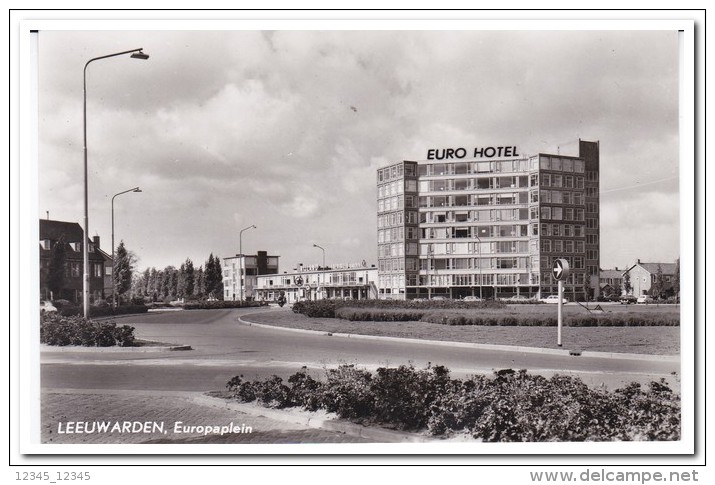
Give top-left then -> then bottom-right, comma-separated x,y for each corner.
40,300 -> 57,313
506,295 -> 531,302
463,295 -> 483,302
619,295 -> 637,304
430,296 -> 447,301
637,295 -> 654,304
540,295 -> 569,304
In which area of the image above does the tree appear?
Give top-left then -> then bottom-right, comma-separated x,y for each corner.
582,274 -> 592,302
194,266 -> 205,298
114,241 -> 135,304
673,258 -> 680,299
205,253 -> 224,299
47,235 -> 67,300
651,264 -> 665,300
623,270 -> 632,295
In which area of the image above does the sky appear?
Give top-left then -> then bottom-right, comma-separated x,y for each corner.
36,27 -> 681,273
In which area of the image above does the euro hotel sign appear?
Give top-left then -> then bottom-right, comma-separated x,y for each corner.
427,146 -> 520,160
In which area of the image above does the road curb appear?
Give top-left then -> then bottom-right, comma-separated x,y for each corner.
238,313 -> 679,363
192,394 -> 433,443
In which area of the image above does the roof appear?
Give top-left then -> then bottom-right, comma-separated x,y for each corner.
627,262 -> 678,276
40,219 -> 84,242
599,269 -> 623,279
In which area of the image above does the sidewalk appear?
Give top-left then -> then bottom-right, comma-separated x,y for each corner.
41,388 -> 374,445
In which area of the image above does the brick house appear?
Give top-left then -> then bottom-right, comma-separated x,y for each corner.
39,219 -> 109,303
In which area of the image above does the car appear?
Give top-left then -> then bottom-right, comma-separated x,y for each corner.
506,295 -> 531,302
637,295 -> 654,304
430,296 -> 447,301
539,295 -> 569,304
40,300 -> 57,313
463,295 -> 483,302
619,295 -> 637,304
605,294 -> 622,302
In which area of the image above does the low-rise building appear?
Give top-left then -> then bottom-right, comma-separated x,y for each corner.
40,219 -> 108,303
222,251 -> 280,301
254,262 -> 378,304
622,260 -> 678,297
599,267 -> 624,296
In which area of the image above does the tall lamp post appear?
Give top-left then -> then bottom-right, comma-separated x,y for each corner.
83,48 -> 149,319
111,187 -> 142,308
313,244 -> 325,299
238,225 -> 256,301
475,235 -> 483,300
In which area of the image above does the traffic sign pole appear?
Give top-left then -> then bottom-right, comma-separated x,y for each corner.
557,280 -> 563,347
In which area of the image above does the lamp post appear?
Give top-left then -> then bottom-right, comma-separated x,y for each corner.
82,48 -> 149,319
475,235 -> 483,300
313,244 -> 325,299
111,187 -> 141,308
238,225 -> 256,301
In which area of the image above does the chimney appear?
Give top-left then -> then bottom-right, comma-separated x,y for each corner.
637,259 -> 641,264
93,235 -> 100,249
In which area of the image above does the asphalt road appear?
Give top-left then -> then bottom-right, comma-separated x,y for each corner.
41,308 -> 680,393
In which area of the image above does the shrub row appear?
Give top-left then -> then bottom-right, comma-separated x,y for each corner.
226,365 -> 680,441
330,308 -> 679,326
40,312 -> 136,347
292,298 -> 506,318
183,300 -> 268,310
57,304 -> 149,318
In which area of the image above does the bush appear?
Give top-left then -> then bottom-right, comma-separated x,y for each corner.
184,300 -> 267,310
225,365 -> 680,441
40,312 -> 137,347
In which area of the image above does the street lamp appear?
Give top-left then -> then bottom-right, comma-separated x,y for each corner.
475,235 -> 483,300
313,244 -> 325,300
238,225 -> 257,301
111,187 -> 141,308
83,48 -> 149,319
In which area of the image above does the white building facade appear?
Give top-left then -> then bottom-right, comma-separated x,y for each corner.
254,263 -> 378,304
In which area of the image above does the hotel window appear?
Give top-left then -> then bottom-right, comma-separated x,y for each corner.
405,179 -> 417,192
551,191 -> 562,204
565,240 -> 574,253
541,223 -> 549,236
587,171 -> 598,182
541,173 -> 551,186
405,164 -> 415,176
576,177 -> 585,189
562,159 -> 573,172
575,241 -> 585,252
563,191 -> 572,205
529,174 -> 539,187
586,218 -> 599,229
530,207 -> 540,220
563,224 -> 573,237
576,209 -> 585,221
539,156 -> 551,170
540,190 -> 551,203
573,193 -> 583,205
541,239 -> 552,252
551,224 -> 560,236
564,208 -> 574,220
554,240 -> 563,253
573,257 -> 584,269
551,158 -> 562,171
553,175 -> 563,187
574,160 -> 585,173
552,207 -> 563,220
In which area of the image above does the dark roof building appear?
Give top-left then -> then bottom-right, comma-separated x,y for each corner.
40,219 -> 109,303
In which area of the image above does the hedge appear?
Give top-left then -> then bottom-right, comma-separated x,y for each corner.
58,304 -> 149,318
183,300 -> 268,310
226,365 -> 680,441
292,298 -> 506,318
40,312 -> 136,347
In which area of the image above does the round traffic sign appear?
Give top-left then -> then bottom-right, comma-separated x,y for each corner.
552,259 -> 570,281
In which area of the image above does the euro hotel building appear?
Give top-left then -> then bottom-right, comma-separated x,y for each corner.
376,140 -> 600,300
